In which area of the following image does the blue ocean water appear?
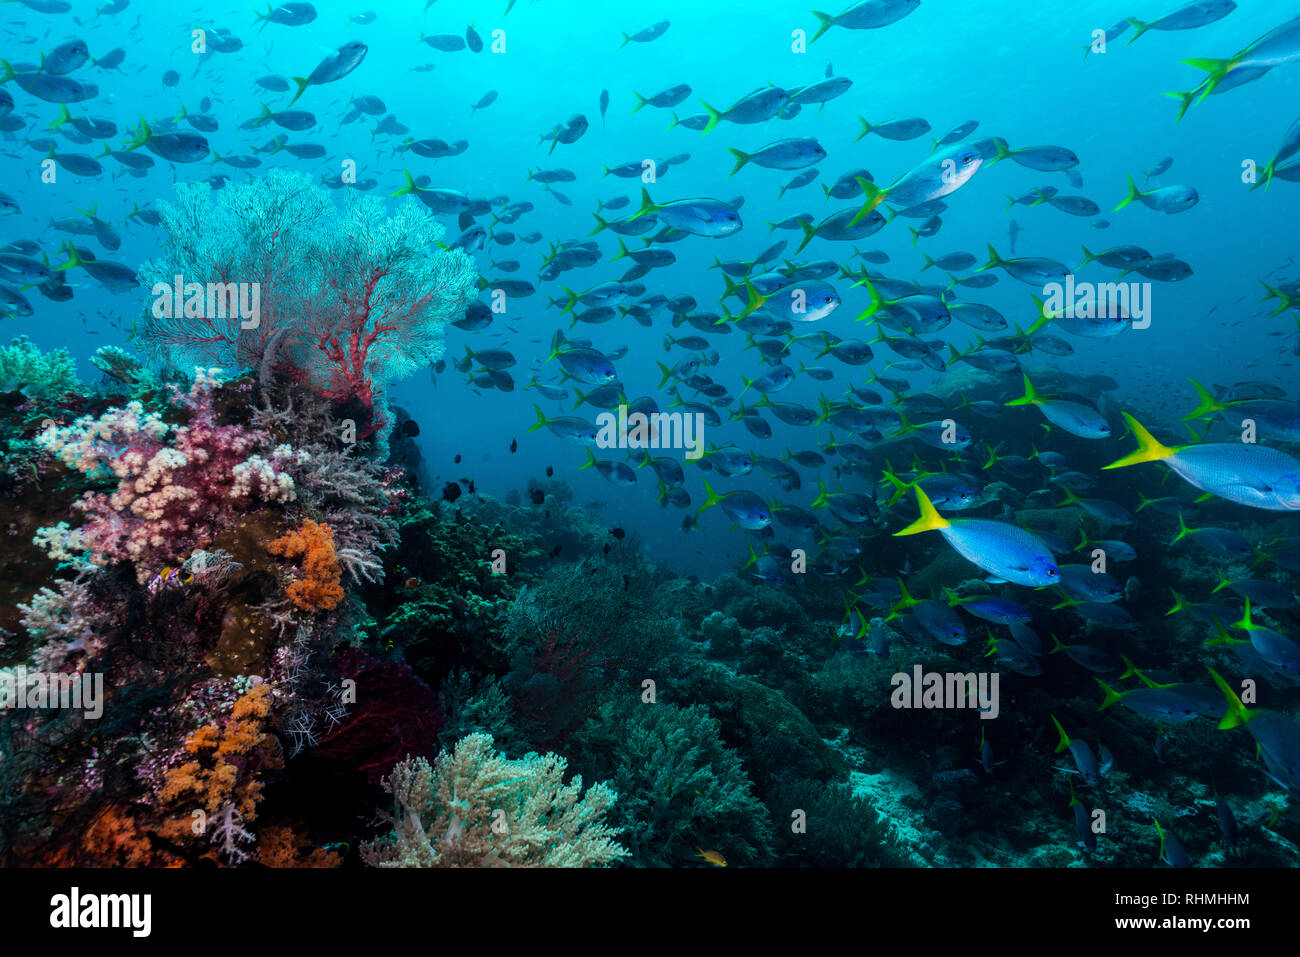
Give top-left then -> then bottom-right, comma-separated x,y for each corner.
5,0 -> 1300,874
4,0 -> 1297,573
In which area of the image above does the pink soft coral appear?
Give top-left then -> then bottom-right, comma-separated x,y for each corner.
35,368 -> 308,581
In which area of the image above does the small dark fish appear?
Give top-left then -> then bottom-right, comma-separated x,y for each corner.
442,481 -> 462,502
509,438 -> 518,453
611,527 -> 626,539
600,88 -> 609,125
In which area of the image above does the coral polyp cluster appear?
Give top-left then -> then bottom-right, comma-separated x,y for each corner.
35,369 -> 305,581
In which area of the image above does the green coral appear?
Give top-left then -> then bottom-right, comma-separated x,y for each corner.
0,337 -> 79,399
572,698 -> 775,867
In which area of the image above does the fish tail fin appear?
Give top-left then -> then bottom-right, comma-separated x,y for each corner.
908,226 -> 920,247
391,168 -> 418,197
656,361 -> 674,389
1123,17 -> 1150,45
980,242 -> 1004,271
1257,159 -> 1276,192
588,212 -> 610,236
879,463 -> 910,504
630,91 -> 646,113
1095,678 -> 1125,711
1160,88 -> 1196,123
1183,378 -> 1227,420
794,218 -> 818,255
617,32 -> 631,50
1204,616 -> 1239,648
1206,667 -> 1252,730
287,76 -> 310,108
854,273 -> 883,321
846,179 -> 886,226
698,100 -> 722,135
611,237 -> 630,262
726,147 -> 750,177
1232,597 -> 1254,633
1102,412 -> 1175,469
695,478 -> 722,520
811,475 -> 831,510
578,447 -> 597,470
1170,510 -> 1196,545
55,240 -> 82,271
1056,486 -> 1082,509
920,253 -> 937,271
1005,372 -> 1040,407
892,485 -> 950,537
1118,654 -> 1144,681
1113,173 -> 1141,212
1078,244 -> 1095,269
526,404 -> 549,434
1049,714 -> 1070,753
1180,57 -> 1235,102
1165,588 -> 1185,617
628,186 -> 657,222
809,10 -> 834,44
739,278 -> 766,318
854,116 -> 872,142
0,60 -> 15,85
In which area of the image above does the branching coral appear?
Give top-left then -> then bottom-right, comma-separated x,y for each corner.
137,170 -> 477,441
287,444 -> 400,584
362,732 -> 628,868
267,520 -> 344,613
0,336 -> 79,399
33,368 -> 307,581
572,700 -> 775,867
156,683 -> 282,864
15,572 -> 112,671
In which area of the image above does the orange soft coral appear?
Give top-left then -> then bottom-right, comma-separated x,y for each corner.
255,824 -> 343,868
157,683 -> 281,862
267,519 -> 344,612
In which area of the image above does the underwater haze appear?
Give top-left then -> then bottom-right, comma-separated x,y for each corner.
2,0 -> 1300,875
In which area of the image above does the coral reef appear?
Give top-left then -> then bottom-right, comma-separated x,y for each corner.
0,336 -> 79,399
361,732 -> 628,868
136,171 -> 476,444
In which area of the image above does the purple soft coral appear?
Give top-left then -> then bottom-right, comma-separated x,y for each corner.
34,368 -> 308,581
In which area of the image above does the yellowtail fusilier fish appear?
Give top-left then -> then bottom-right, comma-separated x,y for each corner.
893,486 -> 1061,586
1104,413 -> 1300,510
